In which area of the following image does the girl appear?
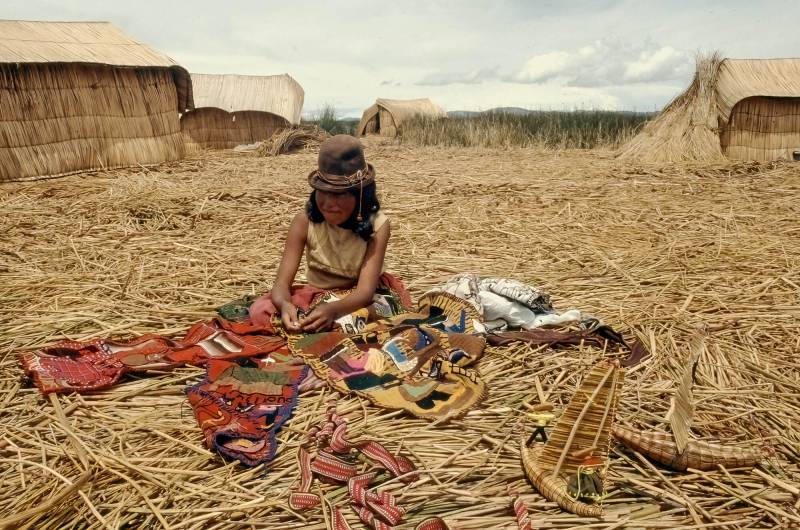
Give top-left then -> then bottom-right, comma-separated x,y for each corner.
249,134 -> 402,332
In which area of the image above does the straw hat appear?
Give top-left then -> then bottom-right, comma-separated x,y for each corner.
308,135 -> 375,192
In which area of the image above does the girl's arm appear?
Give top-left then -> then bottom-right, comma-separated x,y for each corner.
301,220 -> 390,331
251,213 -> 307,328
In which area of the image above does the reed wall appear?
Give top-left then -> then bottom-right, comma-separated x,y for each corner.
0,63 -> 184,181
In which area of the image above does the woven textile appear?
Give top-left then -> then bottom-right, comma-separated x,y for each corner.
186,355 -> 306,466
288,292 -> 486,419
19,318 -> 285,394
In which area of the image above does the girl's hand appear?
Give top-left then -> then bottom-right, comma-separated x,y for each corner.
301,303 -> 338,332
280,303 -> 302,333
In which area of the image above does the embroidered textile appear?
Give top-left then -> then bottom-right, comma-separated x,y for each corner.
289,406 -> 450,530
19,318 -> 286,394
20,274 -> 411,395
288,292 -> 486,419
186,356 -> 306,466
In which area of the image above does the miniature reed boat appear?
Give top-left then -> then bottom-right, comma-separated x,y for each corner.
521,360 -> 625,517
612,334 -> 762,471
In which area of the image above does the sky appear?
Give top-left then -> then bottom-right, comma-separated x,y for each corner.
4,0 -> 800,118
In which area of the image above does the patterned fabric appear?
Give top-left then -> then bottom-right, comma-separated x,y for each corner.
185,355 -> 307,467
216,294 -> 259,322
19,318 -> 286,394
19,273 -> 411,395
511,495 -> 533,530
288,292 -> 486,419
430,273 -> 585,332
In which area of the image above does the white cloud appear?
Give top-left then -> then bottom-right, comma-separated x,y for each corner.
624,46 -> 687,83
515,52 -> 572,83
509,39 -> 693,87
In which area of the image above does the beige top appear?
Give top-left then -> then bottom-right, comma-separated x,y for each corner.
305,211 -> 388,289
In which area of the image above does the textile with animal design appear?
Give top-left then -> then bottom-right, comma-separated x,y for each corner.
287,292 -> 486,419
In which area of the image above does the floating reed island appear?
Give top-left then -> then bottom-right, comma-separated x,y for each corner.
1,145 -> 799,529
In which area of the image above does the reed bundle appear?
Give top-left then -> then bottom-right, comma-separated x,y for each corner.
1,145 -> 799,528
258,125 -> 331,157
617,53 -> 725,163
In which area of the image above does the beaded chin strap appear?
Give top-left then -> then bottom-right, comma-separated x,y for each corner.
357,177 -> 364,222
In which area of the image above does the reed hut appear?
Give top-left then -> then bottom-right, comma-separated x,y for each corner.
357,98 -> 445,137
181,74 -> 304,151
0,20 -> 193,182
619,54 -> 800,162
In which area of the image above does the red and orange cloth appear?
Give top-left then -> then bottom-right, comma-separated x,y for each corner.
19,276 -> 410,395
186,355 -> 307,467
17,274 -> 416,470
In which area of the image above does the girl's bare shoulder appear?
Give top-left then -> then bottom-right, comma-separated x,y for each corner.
291,212 -> 309,228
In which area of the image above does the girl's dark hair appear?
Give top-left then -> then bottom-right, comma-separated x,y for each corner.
306,182 -> 381,241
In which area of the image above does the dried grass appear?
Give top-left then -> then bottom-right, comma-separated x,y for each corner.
1,145 -> 799,529
258,126 -> 331,157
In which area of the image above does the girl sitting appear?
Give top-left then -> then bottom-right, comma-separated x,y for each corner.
249,135 -> 409,332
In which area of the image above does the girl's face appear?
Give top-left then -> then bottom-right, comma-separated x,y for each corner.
315,189 -> 357,225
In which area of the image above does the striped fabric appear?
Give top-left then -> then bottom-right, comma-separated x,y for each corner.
289,405 -> 447,529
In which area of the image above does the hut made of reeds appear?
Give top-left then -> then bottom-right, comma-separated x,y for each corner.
181,73 -> 304,151
0,20 -> 193,182
619,54 -> 800,162
357,98 -> 445,137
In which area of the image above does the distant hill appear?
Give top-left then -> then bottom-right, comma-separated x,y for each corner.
447,107 -> 656,118
448,107 -> 532,118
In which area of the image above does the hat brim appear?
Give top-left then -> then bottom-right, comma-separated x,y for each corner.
308,163 -> 375,192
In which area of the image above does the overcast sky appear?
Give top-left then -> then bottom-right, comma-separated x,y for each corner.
5,1 -> 800,117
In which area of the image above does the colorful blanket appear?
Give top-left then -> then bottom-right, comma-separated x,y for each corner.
287,292 -> 487,419
19,318 -> 286,394
18,274 -> 416,468
186,354 -> 307,466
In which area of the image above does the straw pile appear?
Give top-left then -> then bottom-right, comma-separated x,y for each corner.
1,145 -> 799,529
618,53 -> 725,163
257,125 -> 331,156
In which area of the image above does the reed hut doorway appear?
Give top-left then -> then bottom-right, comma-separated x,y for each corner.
720,96 -> 800,161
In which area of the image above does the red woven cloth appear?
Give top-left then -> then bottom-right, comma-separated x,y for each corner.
18,285 -> 323,394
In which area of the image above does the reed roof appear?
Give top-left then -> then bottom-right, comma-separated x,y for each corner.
716,58 -> 800,125
618,54 -> 800,162
190,73 -> 304,125
358,97 -> 445,135
0,20 -> 193,111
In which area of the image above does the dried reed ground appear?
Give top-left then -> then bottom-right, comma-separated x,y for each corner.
1,143 -> 799,529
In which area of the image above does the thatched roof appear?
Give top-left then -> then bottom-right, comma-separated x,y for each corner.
716,59 -> 800,124
0,20 -> 192,111
618,54 -> 800,162
357,98 -> 445,135
190,73 -> 304,125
